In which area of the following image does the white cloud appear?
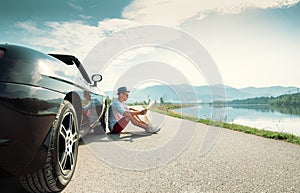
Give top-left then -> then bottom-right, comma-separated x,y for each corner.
16,21 -> 98,59
15,21 -> 44,35
121,0 -> 300,88
15,0 -> 300,89
16,0 -> 299,61
98,47 -> 207,91
97,18 -> 139,34
16,19 -> 138,60
122,0 -> 300,26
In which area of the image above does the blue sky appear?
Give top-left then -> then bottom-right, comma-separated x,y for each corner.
0,0 -> 130,24
1,0 -> 131,46
1,0 -> 300,90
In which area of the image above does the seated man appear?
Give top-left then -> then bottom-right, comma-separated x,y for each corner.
108,86 -> 160,134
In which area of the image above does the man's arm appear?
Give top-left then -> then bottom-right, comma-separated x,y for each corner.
123,109 -> 147,117
133,109 -> 147,115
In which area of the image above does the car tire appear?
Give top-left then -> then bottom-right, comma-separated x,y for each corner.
94,109 -> 107,135
96,99 -> 107,133
100,107 -> 107,131
20,100 -> 79,193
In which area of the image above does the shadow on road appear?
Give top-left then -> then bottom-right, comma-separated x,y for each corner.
81,131 -> 151,145
1,130 -> 151,193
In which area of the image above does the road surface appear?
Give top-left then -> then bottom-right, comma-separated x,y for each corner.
1,111 -> 300,192
64,111 -> 300,192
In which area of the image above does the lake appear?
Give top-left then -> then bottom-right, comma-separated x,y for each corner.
173,104 -> 300,136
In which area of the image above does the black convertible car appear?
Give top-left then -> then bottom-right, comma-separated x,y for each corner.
0,44 -> 107,192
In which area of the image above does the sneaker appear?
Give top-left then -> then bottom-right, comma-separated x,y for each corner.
146,126 -> 161,133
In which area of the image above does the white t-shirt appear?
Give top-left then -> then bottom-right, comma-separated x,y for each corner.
108,99 -> 129,130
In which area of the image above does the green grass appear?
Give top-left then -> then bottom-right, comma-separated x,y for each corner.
150,104 -> 300,145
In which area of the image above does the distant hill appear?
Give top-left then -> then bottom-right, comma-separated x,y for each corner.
228,93 -> 300,106
240,86 -> 299,97
269,93 -> 300,106
105,85 -> 300,103
228,97 -> 272,105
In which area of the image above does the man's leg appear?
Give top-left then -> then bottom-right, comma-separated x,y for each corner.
132,114 -> 145,123
120,112 -> 148,130
114,113 -> 150,131
129,115 -> 149,130
130,115 -> 160,133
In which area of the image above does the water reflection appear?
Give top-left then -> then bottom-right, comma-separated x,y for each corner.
0,96 -> 60,115
175,104 -> 300,136
269,105 -> 300,116
230,104 -> 300,116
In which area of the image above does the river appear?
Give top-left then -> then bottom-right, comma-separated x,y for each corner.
173,104 -> 300,136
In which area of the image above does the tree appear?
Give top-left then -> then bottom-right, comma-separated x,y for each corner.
160,97 -> 164,104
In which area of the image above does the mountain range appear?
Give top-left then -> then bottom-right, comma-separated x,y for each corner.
105,85 -> 300,103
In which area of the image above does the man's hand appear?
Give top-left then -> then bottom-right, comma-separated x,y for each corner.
140,109 -> 147,115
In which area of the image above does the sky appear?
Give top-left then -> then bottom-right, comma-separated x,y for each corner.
1,0 -> 300,91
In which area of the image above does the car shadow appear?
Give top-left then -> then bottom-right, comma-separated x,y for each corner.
0,130 -> 151,192
80,130 -> 152,145
108,131 -> 152,142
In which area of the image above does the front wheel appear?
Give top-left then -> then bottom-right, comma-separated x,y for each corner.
20,100 -> 79,193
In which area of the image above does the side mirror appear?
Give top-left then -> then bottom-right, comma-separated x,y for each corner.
91,74 -> 102,87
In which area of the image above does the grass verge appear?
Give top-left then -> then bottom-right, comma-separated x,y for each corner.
150,104 -> 300,145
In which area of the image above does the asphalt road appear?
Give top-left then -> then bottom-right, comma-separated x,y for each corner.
63,111 -> 300,193
2,111 -> 300,192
